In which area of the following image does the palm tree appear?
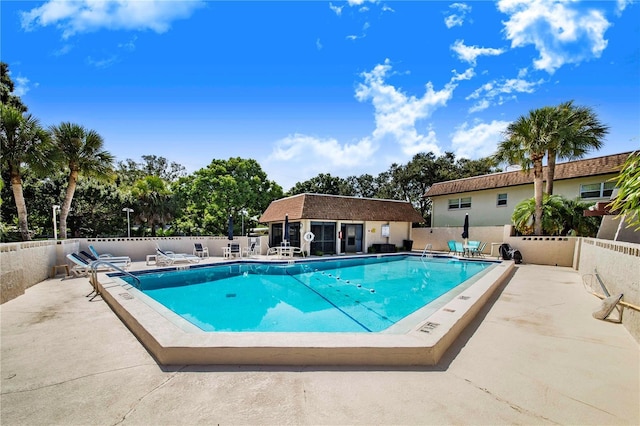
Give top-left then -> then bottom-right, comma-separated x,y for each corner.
512,194 -> 566,236
494,106 -> 556,235
1,105 -> 55,240
50,122 -> 114,238
131,176 -> 174,236
608,151 -> 640,230
546,101 -> 609,195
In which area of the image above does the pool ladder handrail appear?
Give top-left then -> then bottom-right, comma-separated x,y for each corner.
88,260 -> 141,301
421,244 -> 433,259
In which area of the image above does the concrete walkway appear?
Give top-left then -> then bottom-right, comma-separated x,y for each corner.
1,264 -> 638,425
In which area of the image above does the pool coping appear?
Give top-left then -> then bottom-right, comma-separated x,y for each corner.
96,256 -> 515,366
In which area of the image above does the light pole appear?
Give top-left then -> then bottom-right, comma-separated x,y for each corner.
52,205 -> 60,240
122,208 -> 133,238
241,209 -> 248,236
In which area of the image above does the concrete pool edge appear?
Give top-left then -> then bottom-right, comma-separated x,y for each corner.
97,260 -> 515,366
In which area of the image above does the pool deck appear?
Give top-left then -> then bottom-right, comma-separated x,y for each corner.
2,261 -> 639,424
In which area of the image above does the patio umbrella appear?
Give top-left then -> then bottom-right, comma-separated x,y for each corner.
283,214 -> 290,243
228,215 -> 234,240
461,213 -> 469,242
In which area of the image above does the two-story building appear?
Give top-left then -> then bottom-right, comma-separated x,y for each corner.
424,152 -> 631,228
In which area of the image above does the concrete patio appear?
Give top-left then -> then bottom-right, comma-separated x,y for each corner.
1,263 -> 638,425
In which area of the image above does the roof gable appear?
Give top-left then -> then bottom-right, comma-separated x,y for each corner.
424,152 -> 631,197
259,193 -> 424,223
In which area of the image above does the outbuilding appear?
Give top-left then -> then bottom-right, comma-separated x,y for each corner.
259,193 -> 425,255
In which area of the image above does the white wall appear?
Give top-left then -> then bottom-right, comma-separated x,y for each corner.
578,238 -> 640,343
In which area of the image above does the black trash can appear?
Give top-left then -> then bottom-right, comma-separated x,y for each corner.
403,239 -> 414,251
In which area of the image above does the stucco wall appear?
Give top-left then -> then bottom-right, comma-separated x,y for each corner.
1,240 -> 79,304
411,226 -> 505,255
83,236 -> 268,261
578,238 -> 640,343
431,174 -> 617,227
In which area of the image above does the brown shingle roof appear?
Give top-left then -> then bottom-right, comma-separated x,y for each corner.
259,193 -> 425,223
424,152 -> 631,197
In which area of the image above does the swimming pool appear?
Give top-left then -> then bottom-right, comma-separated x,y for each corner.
101,254 -> 514,365
121,255 -> 492,333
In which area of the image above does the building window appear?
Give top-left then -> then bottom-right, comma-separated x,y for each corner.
497,193 -> 508,206
448,197 -> 471,209
580,182 -> 615,199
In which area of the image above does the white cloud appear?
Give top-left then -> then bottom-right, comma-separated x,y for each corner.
266,60 -> 465,186
118,36 -> 137,52
355,59 -> 461,156
466,77 -> 544,112
498,0 -> 611,74
616,0 -> 633,15
316,38 -> 323,50
451,120 -> 510,159
451,40 -> 505,65
329,2 -> 343,16
13,76 -> 32,97
21,0 -> 204,39
444,3 -> 471,28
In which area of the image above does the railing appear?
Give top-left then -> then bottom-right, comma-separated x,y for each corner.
421,244 -> 433,259
88,260 -> 141,301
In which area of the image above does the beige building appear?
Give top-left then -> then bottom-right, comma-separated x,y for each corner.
258,193 -> 424,255
424,152 -> 631,228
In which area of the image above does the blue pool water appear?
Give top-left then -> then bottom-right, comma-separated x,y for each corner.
121,255 -> 493,333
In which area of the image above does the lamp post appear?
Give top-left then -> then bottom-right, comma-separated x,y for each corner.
52,205 -> 60,240
122,208 -> 133,238
241,209 -> 248,236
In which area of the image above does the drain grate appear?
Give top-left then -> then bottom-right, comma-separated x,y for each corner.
419,322 -> 440,333
226,293 -> 236,298
458,295 -> 470,300
119,293 -> 133,300
443,308 -> 456,313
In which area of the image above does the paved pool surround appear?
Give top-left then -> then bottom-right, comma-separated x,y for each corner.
97,256 -> 515,366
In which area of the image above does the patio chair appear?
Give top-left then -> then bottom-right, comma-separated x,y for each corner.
193,243 -> 209,258
447,240 -> 457,255
471,242 -> 487,257
228,243 -> 241,258
454,242 -> 465,256
243,241 -> 258,258
155,248 -> 201,266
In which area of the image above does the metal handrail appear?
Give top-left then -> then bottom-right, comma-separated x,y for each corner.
90,260 -> 141,289
421,244 -> 433,258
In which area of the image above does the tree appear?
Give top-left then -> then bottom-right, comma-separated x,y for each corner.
174,158 -> 283,235
546,101 -> 608,195
288,173 -> 351,196
495,106 -> 557,235
1,62 -> 27,112
117,155 -> 186,186
608,151 -> 640,230
512,194 -> 566,236
50,122 -> 114,239
131,176 -> 174,236
0,105 -> 54,240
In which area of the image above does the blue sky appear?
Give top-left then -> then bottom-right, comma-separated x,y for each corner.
3,0 -> 639,191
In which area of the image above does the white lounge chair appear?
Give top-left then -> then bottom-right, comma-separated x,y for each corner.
89,245 -> 132,263
66,253 -> 130,277
155,248 -> 201,266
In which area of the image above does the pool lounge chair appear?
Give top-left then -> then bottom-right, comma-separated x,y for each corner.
155,248 -> 201,266
66,253 -> 130,277
89,245 -> 132,263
